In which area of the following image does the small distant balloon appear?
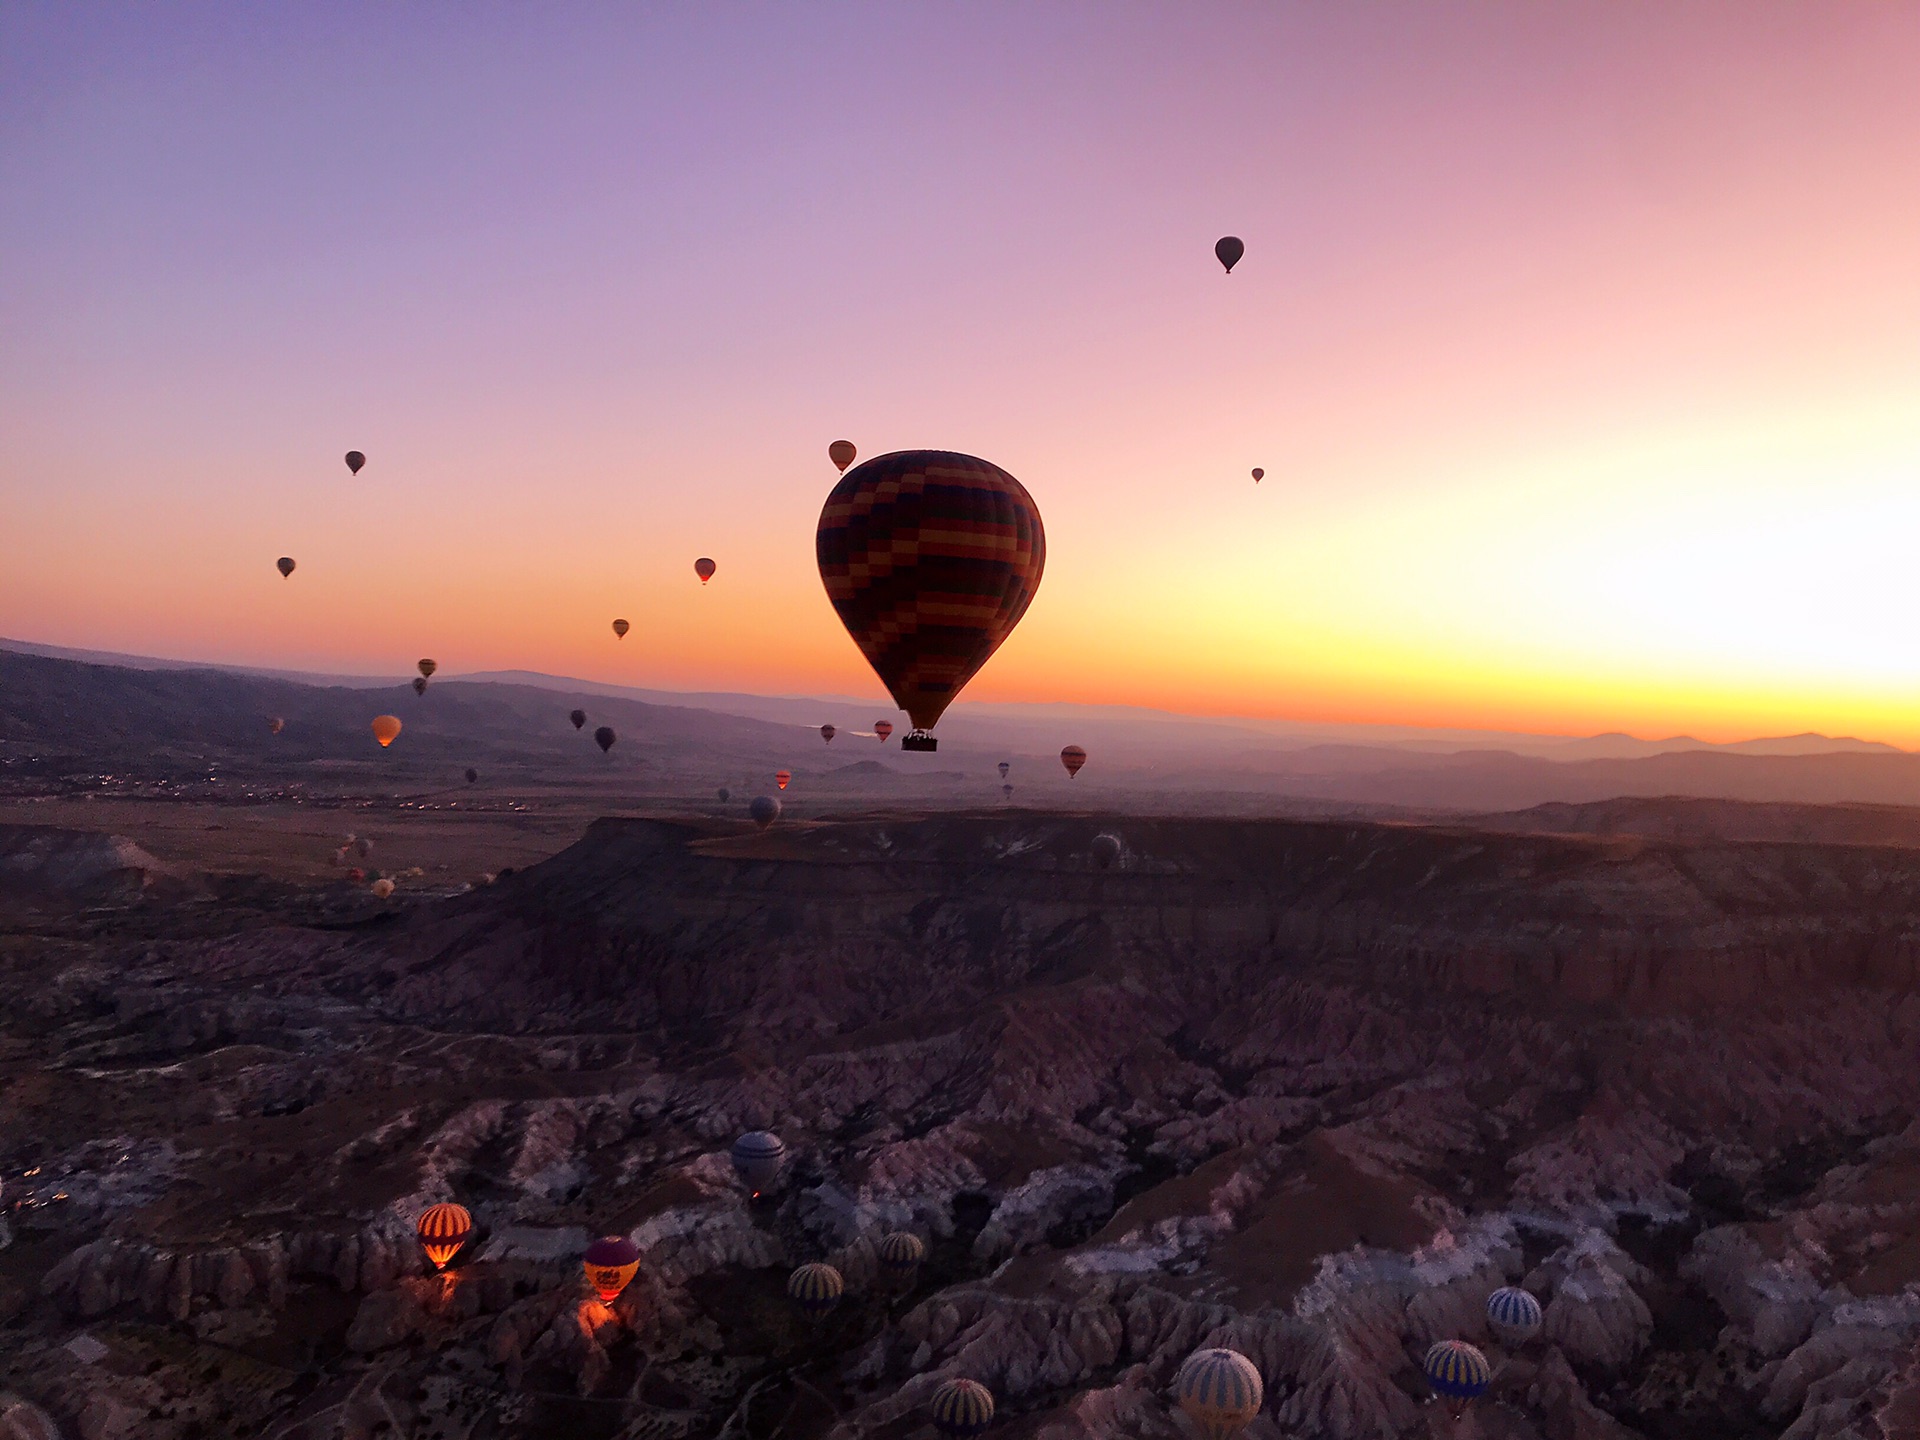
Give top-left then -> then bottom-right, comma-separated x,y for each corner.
1251,467 -> 1264,482
775,770 -> 791,790
416,1203 -> 471,1270
877,1231 -> 926,1276
1091,833 -> 1121,869
346,866 -> 365,882
465,768 -> 478,784
582,1236 -> 642,1304
417,659 -> 436,679
276,557 -> 295,578
874,721 -> 893,742
612,618 -> 630,639
354,836 -> 374,858
372,715 -> 402,748
1215,236 -> 1244,273
731,1130 -> 786,1191
694,557 -> 716,584
787,1262 -> 844,1319
412,677 -> 428,696
370,878 -> 395,899
828,439 -> 857,473
269,717 -> 285,735
749,795 -> 780,829
1060,745 -> 1086,778
594,726 -> 616,753
344,450 -> 366,475
570,709 -> 587,730
718,787 -> 731,802
1174,1348 -> 1263,1440
820,724 -> 836,744
1002,783 -> 1013,801
997,761 -> 1010,780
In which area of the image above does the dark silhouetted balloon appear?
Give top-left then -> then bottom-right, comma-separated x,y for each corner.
418,659 -> 436,679
594,726 -> 616,753
874,721 -> 893,742
612,618 -> 630,639
1060,745 -> 1086,777
817,451 -> 1044,751
416,1203 -> 471,1269
998,761 -> 1010,779
694,557 -> 716,584
269,717 -> 285,735
1091,833 -> 1121,869
717,787 -> 731,802
1002,783 -> 1013,800
878,1231 -> 926,1276
465,768 -> 478,783
829,439 -> 857,473
570,709 -> 587,730
354,836 -> 374,858
787,1262 -> 844,1319
1215,236 -> 1244,273
345,450 -> 366,475
372,715 -> 402,747
276,557 -> 295,578
412,677 -> 427,696
1251,468 -> 1264,482
929,1379 -> 995,1439
749,795 -> 780,829
583,1235 -> 641,1303
775,770 -> 791,790
820,724 -> 836,743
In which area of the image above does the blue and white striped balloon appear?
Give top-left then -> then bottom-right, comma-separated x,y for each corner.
1487,1285 -> 1543,1341
1173,1347 -> 1264,1439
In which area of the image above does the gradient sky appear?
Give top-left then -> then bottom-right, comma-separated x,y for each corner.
5,4 -> 1919,742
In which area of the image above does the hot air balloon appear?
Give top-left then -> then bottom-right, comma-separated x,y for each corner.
412,677 -> 428,696
570,709 -> 587,730
416,1203 -> 472,1270
787,1262 -> 844,1319
612,618 -> 630,639
829,439 -> 857,473
418,659 -> 436,679
276,557 -> 295,578
371,878 -> 395,899
1251,468 -> 1264,482
1002,783 -> 1013,801
997,761 -> 1010,779
717,786 -> 731,802
1091,834 -> 1121,869
877,1231 -> 926,1278
874,721 -> 893,742
694,557 -> 716,584
1174,1348 -> 1263,1440
354,836 -> 374,858
1215,236 -> 1244,273
346,866 -> 365,882
465,768 -> 478,784
269,717 -> 285,735
594,726 -> 616,753
731,1131 -> 786,1193
775,770 -> 791,790
749,795 -> 780,829
1487,1286 -> 1543,1343
345,450 -> 366,475
1423,1340 -> 1491,1411
929,1379 -> 995,1439
582,1235 -> 642,1304
372,715 -> 402,748
1060,745 -> 1086,778
820,724 -> 836,744
817,451 -> 1044,752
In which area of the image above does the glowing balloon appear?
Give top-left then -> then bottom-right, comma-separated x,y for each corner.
372,715 -> 402,748
731,1131 -> 786,1193
416,1203 -> 472,1269
583,1235 -> 642,1303
1487,1286 -> 1543,1342
570,709 -> 587,730
877,1231 -> 926,1277
749,795 -> 780,828
269,717 -> 285,735
412,677 -> 427,696
820,725 -> 836,744
276,557 -> 295,578
1060,745 -> 1086,778
417,659 -> 436,679
817,450 -> 1044,751
370,878 -> 395,899
1251,468 -> 1264,482
997,762 -> 1010,779
1423,1341 -> 1491,1402
612,618 -> 630,639
695,557 -> 716,584
1174,1348 -> 1263,1440
1091,834 -> 1121,869
775,770 -> 791,790
594,726 -> 616,753
1215,236 -> 1244,273
829,439 -> 857,473
929,1379 -> 995,1439
344,450 -> 365,475
787,1262 -> 844,1319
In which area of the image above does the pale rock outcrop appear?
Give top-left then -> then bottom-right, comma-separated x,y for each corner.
1535,1232 -> 1653,1372
1683,1225 -> 1824,1357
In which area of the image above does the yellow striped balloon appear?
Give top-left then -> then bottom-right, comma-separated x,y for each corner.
582,1235 -> 641,1303
1173,1347 -> 1263,1439
416,1203 -> 472,1270
786,1262 -> 844,1319
1423,1340 -> 1492,1400
877,1230 -> 926,1275
929,1378 -> 995,1438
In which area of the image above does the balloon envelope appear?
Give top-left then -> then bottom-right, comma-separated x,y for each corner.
612,618 -> 630,639
816,451 -> 1044,741
874,720 -> 893,741
877,1231 -> 926,1274
1002,783 -> 1013,800
276,557 -> 295,578
1091,834 -> 1121,869
372,715 -> 402,748
929,1379 -> 995,1439
1215,236 -> 1244,273
345,450 -> 365,475
1487,1286 -> 1543,1340
570,709 -> 587,730
465,768 -> 478,783
417,659 -> 436,679
1423,1341 -> 1492,1400
416,1203 -> 472,1269
583,1235 -> 642,1303
998,761 -> 1010,779
829,439 -> 857,472
370,878 -> 395,899
775,770 -> 791,790
412,677 -> 428,696
1060,745 -> 1086,777
749,795 -> 780,828
269,717 -> 285,735
787,1262 -> 844,1318
594,726 -> 616,753
1251,468 -> 1264,482
820,725 -> 836,743
694,557 -> 716,584
731,1130 -> 786,1190
717,787 -> 731,802
1174,1348 -> 1263,1439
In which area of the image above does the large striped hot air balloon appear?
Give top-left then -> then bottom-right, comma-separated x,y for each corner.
816,451 -> 1044,752
583,1235 -> 641,1303
731,1131 -> 786,1193
1424,1340 -> 1491,1404
416,1203 -> 473,1270
1060,745 -> 1086,777
1173,1348 -> 1263,1440
929,1379 -> 995,1439
877,1230 -> 926,1278
1487,1286 -> 1543,1342
371,715 -> 402,748
775,770 -> 790,790
786,1262 -> 844,1319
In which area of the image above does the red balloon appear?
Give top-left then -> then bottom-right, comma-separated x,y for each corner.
775,770 -> 791,790
1061,745 -> 1087,778
874,721 -> 893,742
694,557 -> 716,584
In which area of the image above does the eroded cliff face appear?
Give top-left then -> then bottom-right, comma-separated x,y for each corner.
2,814 -> 1918,1440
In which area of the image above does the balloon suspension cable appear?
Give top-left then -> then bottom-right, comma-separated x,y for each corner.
901,730 -> 937,752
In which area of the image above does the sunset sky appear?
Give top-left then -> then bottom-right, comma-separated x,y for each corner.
5,4 -> 1919,743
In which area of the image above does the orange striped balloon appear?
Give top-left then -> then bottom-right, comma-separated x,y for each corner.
775,770 -> 791,790
417,1203 -> 472,1269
